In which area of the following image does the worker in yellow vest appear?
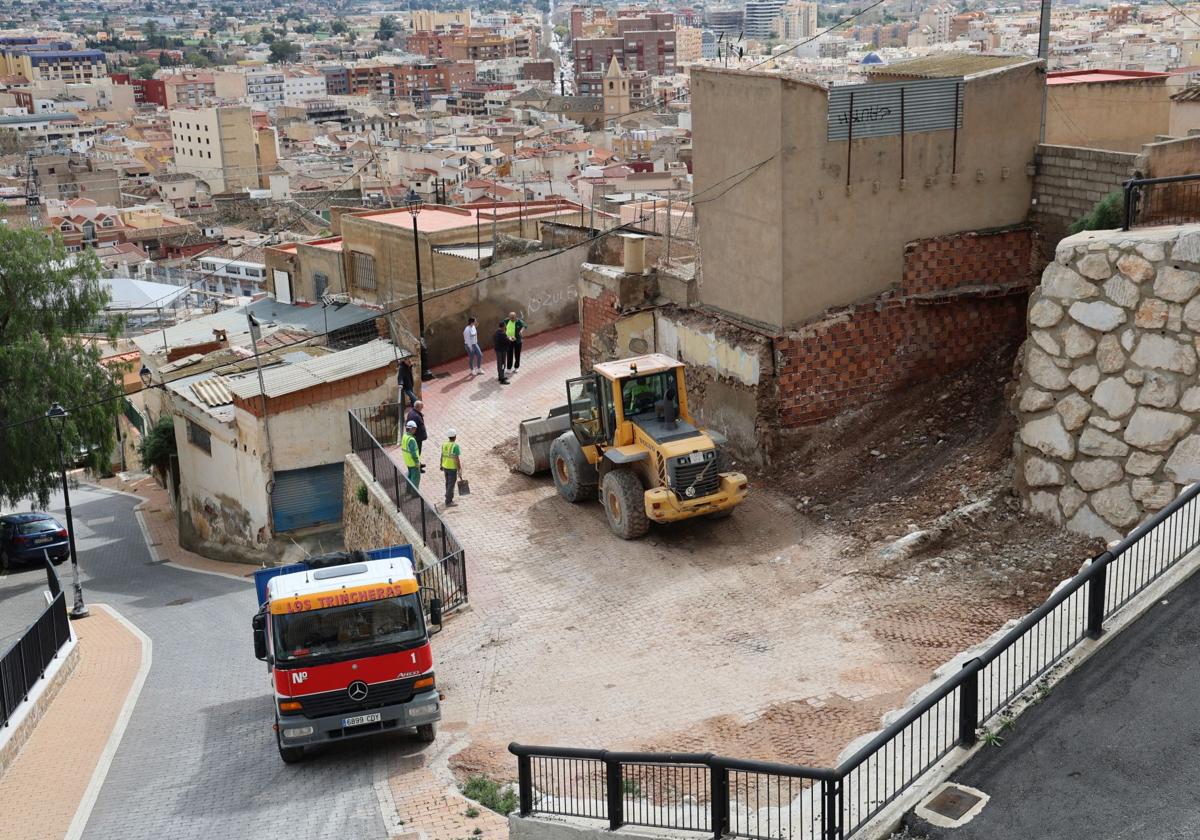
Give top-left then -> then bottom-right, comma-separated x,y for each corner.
504,312 -> 526,372
401,420 -> 421,488
440,429 -> 463,507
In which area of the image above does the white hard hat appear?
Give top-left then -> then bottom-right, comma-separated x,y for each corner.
447,428 -> 458,438
405,420 -> 417,429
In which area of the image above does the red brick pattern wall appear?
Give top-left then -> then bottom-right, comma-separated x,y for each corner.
777,228 -> 1037,428
901,228 -> 1036,296
580,288 -> 621,368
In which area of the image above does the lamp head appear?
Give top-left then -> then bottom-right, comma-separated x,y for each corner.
404,188 -> 422,216
46,402 -> 68,422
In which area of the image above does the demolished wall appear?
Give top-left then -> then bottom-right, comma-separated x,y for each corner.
1014,224 -> 1200,541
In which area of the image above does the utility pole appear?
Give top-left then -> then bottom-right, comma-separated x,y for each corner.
1038,0 -> 1052,143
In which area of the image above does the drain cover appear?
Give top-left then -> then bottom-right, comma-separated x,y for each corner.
166,597 -> 193,606
926,785 -> 982,820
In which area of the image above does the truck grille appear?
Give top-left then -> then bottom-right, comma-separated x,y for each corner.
298,675 -> 421,719
669,458 -> 720,499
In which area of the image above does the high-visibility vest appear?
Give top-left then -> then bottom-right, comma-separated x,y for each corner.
441,440 -> 460,470
505,319 -> 518,340
400,434 -> 419,468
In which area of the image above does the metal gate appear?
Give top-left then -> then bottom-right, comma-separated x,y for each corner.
271,463 -> 344,532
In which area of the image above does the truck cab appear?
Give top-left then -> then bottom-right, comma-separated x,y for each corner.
251,553 -> 442,763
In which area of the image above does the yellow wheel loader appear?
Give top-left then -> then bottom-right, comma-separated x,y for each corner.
517,354 -> 748,539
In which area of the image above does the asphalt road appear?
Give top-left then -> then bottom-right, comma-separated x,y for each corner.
0,483 -> 423,839
916,565 -> 1200,840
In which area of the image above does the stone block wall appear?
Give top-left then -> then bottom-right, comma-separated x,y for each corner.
1032,144 -> 1139,253
1013,224 -> 1200,542
775,228 -> 1037,427
342,454 -> 439,569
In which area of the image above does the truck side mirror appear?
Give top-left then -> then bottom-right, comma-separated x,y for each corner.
428,597 -> 443,631
252,611 -> 268,661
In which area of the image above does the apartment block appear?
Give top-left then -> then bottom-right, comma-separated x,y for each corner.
164,72 -> 217,108
169,106 -> 259,194
0,42 -> 107,84
573,12 -> 675,79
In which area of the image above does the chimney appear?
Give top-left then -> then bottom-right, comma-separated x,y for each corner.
621,233 -> 646,275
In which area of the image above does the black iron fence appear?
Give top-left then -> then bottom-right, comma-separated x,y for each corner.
348,404 -> 468,615
1,560 -> 71,729
1123,174 -> 1200,229
512,479 -> 1200,839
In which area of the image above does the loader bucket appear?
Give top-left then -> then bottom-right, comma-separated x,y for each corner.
516,408 -> 571,475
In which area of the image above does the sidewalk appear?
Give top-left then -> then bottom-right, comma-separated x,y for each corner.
99,474 -> 259,581
0,606 -> 145,840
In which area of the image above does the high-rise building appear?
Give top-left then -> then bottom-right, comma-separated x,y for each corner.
0,41 -> 107,84
705,8 -> 744,37
744,0 -> 787,39
777,1 -> 819,40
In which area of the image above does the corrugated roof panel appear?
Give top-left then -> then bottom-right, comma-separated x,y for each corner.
225,340 -> 400,401
191,378 -> 232,407
866,54 -> 1031,80
828,77 -> 964,141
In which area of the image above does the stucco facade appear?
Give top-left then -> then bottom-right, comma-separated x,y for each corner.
690,60 -> 1042,331
1044,72 -> 1171,153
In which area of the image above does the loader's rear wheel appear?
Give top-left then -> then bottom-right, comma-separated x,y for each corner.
602,470 -> 650,540
550,432 -> 597,503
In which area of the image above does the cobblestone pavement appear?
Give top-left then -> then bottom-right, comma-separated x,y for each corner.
0,483 -> 443,840
395,326 -> 1061,784
0,606 -> 141,840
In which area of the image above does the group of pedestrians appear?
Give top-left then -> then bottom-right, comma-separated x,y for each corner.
463,313 -> 525,384
397,379 -> 464,509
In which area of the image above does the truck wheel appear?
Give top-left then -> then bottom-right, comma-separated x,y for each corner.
276,719 -> 304,764
416,723 -> 437,743
602,470 -> 650,540
550,432 -> 597,503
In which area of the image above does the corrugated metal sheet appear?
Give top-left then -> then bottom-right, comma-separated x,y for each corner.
865,54 -> 1030,80
225,339 -> 399,400
272,464 -> 344,532
827,77 -> 964,141
191,378 -> 232,407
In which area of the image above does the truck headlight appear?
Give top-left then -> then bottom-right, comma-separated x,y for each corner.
409,702 -> 439,717
283,726 -> 314,738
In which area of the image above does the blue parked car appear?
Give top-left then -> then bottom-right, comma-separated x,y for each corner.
0,513 -> 69,571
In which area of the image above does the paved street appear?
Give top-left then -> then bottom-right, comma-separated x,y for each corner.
919,566 -> 1200,840
0,483 -> 428,839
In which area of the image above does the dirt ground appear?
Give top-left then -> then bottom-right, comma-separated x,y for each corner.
414,329 -> 1100,788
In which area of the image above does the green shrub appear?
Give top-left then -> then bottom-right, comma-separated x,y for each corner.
461,775 -> 519,815
356,483 -> 368,505
1068,191 -> 1124,234
138,415 -> 177,475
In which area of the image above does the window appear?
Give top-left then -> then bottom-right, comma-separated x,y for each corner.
246,268 -> 263,278
225,265 -> 241,275
201,262 -> 216,270
351,251 -> 376,290
59,221 -> 72,231
102,218 -> 113,227
186,419 -> 212,454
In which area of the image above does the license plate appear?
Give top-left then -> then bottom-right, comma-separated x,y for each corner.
342,712 -> 382,728
688,452 -> 706,465
34,536 -> 53,544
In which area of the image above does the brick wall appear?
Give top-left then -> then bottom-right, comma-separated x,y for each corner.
776,229 -> 1036,427
901,228 -> 1038,295
1033,144 -> 1138,252
579,287 -> 621,369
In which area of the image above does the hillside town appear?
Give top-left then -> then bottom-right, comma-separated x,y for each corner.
3,0 -> 1200,839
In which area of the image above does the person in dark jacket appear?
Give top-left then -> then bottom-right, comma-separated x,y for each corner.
398,359 -> 416,411
493,321 -> 510,385
406,400 -> 427,453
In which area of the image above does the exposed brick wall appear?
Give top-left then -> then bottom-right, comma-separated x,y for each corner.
901,228 -> 1037,296
776,228 -> 1037,428
580,287 -> 621,369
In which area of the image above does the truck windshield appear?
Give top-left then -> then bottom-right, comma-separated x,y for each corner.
273,594 -> 425,664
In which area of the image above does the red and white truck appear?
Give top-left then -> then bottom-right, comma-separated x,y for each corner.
252,550 -> 443,762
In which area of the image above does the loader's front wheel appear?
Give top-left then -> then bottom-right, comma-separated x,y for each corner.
550,432 -> 597,503
602,470 -> 650,540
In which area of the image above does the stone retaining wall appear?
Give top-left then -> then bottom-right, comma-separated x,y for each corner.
1014,224 -> 1200,540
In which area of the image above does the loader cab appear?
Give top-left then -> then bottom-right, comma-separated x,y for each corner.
567,357 -> 691,450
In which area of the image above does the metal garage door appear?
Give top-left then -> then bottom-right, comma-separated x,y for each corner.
271,463 -> 344,532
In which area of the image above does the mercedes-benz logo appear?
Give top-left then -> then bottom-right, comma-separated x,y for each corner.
347,681 -> 369,702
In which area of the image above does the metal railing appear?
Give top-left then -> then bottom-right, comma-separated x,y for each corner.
1123,174 -> 1200,230
512,480 -> 1200,839
1,560 -> 71,729
348,404 -> 468,615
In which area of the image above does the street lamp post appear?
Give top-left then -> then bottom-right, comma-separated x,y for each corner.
405,188 -> 434,382
45,402 -> 88,620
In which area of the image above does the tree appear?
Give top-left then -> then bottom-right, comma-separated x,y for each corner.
134,60 -> 159,79
138,416 -> 177,477
0,230 -> 122,508
331,20 -> 348,34
268,39 -> 300,64
376,14 -> 398,40
1069,192 -> 1124,234
259,28 -> 276,44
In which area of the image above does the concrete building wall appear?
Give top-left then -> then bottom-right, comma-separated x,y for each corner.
169,106 -> 257,193
691,62 -> 1042,331
1045,78 -> 1171,153
1032,144 -> 1138,254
